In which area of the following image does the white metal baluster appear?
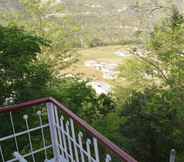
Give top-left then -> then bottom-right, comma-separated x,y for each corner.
23,115 -> 36,162
70,119 -> 79,162
93,138 -> 100,162
10,112 -> 19,152
37,111 -> 48,161
60,116 -> 69,161
47,102 -> 60,162
0,145 -> 5,162
169,149 -> 176,162
54,105 -> 64,158
66,121 -> 74,162
78,132 -> 85,162
86,139 -> 92,162
105,154 -> 112,162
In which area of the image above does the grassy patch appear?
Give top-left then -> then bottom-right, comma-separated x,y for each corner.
62,45 -> 134,89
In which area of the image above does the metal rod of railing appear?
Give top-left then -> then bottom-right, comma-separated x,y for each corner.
0,97 -> 138,162
169,149 -> 176,162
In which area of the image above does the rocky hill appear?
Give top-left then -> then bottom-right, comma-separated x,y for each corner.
62,0 -> 182,43
1,0 -> 183,45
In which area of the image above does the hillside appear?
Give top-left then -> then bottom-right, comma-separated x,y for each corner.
1,0 -> 184,45
63,0 -> 183,44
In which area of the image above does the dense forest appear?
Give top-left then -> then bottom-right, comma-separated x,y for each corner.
0,0 -> 184,162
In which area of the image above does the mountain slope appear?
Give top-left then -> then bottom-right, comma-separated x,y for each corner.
1,0 -> 183,45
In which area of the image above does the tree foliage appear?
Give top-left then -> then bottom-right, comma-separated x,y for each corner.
117,6 -> 184,162
47,76 -> 116,123
0,24 -> 50,104
120,88 -> 184,162
0,0 -> 81,72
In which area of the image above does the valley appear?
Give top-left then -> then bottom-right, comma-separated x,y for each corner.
61,45 -> 134,94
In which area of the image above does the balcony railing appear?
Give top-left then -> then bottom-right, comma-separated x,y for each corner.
0,97 -> 137,162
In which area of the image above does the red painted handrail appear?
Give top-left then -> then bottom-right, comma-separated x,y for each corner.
0,97 -> 138,162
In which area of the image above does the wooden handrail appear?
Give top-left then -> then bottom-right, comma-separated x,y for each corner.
0,97 -> 138,162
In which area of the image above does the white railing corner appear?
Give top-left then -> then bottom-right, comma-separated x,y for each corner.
47,102 -> 60,162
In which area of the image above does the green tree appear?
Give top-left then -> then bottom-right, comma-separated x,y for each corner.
120,88 -> 184,162
0,0 -> 81,73
0,24 -> 53,161
0,24 -> 50,105
119,6 -> 184,92
47,76 -> 116,123
117,6 -> 184,162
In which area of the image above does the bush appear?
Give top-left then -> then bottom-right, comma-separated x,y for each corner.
119,87 -> 184,162
89,38 -> 105,47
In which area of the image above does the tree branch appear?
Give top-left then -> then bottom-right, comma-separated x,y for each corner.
131,50 -> 169,83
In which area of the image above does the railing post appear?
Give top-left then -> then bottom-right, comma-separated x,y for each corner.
169,149 -> 176,162
47,102 -> 60,162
